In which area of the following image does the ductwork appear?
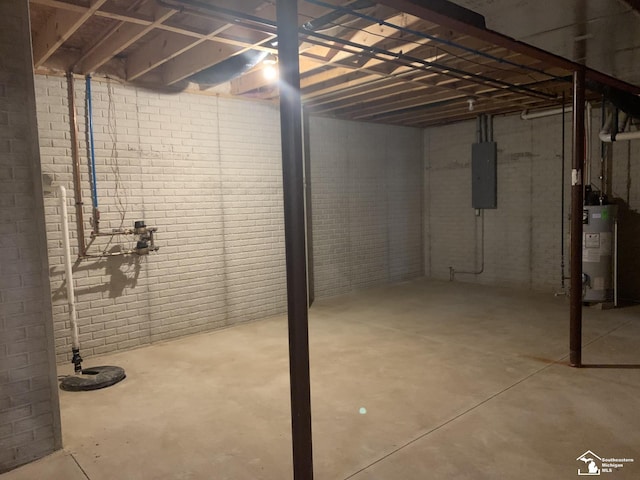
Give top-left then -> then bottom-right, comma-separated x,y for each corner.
188,50 -> 269,86
520,105 -> 573,120
599,109 -> 640,142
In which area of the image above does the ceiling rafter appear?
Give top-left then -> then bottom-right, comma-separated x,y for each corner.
27,0 -> 640,128
75,2 -> 178,74
31,0 -> 109,67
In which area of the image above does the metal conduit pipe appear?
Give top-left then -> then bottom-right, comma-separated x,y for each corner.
162,0 -> 557,102
304,29 -> 558,100
304,0 -> 565,82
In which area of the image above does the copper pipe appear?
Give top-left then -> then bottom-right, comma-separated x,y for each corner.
66,72 -> 87,258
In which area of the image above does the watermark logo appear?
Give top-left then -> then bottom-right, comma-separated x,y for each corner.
576,450 -> 635,476
577,451 -> 601,476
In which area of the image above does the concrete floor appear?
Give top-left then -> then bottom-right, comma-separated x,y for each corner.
3,279 -> 640,479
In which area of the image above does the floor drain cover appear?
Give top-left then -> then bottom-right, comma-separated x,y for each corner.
60,366 -> 126,391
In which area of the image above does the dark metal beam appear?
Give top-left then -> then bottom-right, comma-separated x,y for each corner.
570,68 -> 586,367
277,0 -> 314,478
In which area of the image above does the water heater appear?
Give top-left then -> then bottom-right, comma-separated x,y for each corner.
582,205 -> 617,303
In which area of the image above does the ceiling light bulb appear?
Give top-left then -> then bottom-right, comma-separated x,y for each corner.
263,65 -> 278,81
468,98 -> 475,111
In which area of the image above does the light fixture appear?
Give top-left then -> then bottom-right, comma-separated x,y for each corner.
467,98 -> 475,112
262,53 -> 278,81
263,64 -> 278,81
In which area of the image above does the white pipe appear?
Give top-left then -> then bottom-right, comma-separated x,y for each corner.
599,129 -> 640,142
599,110 -> 640,142
59,186 -> 80,350
520,105 -> 573,120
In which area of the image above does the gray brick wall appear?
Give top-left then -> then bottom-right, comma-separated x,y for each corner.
309,117 -> 424,298
0,0 -> 62,472
425,114 -> 569,292
36,76 -> 424,362
424,109 -> 640,300
424,109 -> 640,296
37,76 -> 287,363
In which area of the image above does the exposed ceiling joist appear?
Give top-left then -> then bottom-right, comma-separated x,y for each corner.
76,4 -> 178,74
377,0 -> 640,95
31,0 -> 109,67
27,0 -> 640,128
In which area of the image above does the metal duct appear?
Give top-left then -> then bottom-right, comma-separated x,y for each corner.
188,50 -> 269,86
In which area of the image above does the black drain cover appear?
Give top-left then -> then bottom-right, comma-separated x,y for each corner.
60,366 -> 126,391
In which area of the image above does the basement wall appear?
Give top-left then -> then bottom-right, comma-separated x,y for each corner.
35,75 -> 424,363
0,0 -> 62,473
310,117 -> 423,297
424,110 -> 640,299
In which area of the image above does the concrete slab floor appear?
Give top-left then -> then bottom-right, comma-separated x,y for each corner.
2,279 -> 639,479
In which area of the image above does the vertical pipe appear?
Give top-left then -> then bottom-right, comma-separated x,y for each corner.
59,186 -> 82,373
560,95 -> 566,290
570,69 -> 586,368
276,0 -> 314,478
86,75 -> 100,234
85,75 -> 98,209
614,219 -> 618,307
67,73 -> 87,257
302,107 -> 315,307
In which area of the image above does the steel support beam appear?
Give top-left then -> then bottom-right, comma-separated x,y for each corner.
276,0 -> 314,478
570,68 -> 586,367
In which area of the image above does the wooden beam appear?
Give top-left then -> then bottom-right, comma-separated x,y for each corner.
76,4 -> 177,74
31,0 -> 108,67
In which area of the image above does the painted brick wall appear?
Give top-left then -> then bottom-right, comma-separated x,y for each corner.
0,0 -> 62,472
425,114 -> 569,292
36,75 -> 286,363
310,117 -> 424,298
424,109 -> 640,298
36,76 -> 424,363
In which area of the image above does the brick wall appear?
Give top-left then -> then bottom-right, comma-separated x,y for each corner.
309,117 -> 424,298
424,110 -> 640,298
425,114 -> 570,292
0,0 -> 62,472
36,76 -> 424,362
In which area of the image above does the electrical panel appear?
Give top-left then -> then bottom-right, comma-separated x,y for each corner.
472,142 -> 497,209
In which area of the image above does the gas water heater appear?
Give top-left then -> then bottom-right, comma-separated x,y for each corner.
582,204 -> 617,303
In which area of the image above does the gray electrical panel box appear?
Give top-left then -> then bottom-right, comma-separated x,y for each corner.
472,142 -> 497,209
